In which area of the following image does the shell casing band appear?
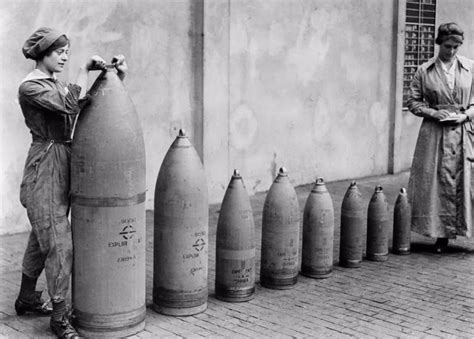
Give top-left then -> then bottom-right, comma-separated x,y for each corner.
71,192 -> 146,207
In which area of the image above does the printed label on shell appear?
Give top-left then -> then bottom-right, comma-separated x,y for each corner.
107,216 -> 142,264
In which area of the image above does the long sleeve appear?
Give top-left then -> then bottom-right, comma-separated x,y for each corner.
466,66 -> 474,120
19,78 -> 83,141
19,80 -> 82,116
407,68 -> 437,119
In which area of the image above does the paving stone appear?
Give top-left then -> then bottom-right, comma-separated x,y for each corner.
1,172 -> 473,338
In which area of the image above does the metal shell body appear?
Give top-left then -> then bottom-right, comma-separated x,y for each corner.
302,178 -> 334,279
260,168 -> 300,289
71,68 -> 146,337
339,182 -> 364,268
366,186 -> 390,261
392,188 -> 411,255
215,171 -> 255,302
153,131 -> 209,316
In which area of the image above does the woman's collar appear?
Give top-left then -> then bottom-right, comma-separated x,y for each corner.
21,69 -> 57,84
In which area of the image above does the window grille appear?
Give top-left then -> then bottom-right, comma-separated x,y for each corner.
403,0 -> 436,107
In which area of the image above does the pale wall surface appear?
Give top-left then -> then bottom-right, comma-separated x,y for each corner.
204,0 -> 398,201
1,0 -> 472,235
437,0 -> 474,55
0,0 -> 198,234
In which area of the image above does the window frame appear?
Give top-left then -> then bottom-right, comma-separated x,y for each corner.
402,0 -> 437,108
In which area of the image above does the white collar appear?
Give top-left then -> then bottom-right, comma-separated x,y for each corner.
439,57 -> 457,73
21,69 -> 56,84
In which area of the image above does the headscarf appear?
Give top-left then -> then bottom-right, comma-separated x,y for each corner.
22,27 -> 66,60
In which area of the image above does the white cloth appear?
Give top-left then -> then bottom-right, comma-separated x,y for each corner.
440,57 -> 457,90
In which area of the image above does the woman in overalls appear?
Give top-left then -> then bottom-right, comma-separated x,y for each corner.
16,27 -> 127,338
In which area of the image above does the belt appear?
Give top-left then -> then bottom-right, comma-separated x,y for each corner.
32,137 -> 72,144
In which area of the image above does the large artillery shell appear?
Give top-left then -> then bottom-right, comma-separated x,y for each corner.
215,170 -> 255,302
261,167 -> 300,289
71,67 -> 146,337
302,178 -> 334,279
366,185 -> 390,262
339,182 -> 364,268
392,188 -> 411,255
153,129 -> 208,316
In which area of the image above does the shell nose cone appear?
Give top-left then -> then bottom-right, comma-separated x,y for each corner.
232,169 -> 241,178
311,177 -> 328,193
170,129 -> 194,149
278,167 -> 288,176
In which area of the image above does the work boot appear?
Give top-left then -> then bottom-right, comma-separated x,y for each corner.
433,238 -> 449,254
15,291 -> 52,316
50,315 -> 82,339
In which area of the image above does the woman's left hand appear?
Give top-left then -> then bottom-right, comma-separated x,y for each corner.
454,114 -> 469,124
112,55 -> 128,74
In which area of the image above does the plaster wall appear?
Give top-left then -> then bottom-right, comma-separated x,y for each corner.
1,0 -> 472,235
204,0 -> 398,201
0,0 -> 198,234
437,0 -> 474,56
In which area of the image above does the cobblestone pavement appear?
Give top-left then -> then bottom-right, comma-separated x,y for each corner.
1,171 -> 473,338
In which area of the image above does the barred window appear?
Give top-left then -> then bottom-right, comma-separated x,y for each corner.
403,0 -> 436,107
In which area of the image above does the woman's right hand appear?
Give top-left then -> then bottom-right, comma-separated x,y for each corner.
85,55 -> 107,71
433,109 -> 453,121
